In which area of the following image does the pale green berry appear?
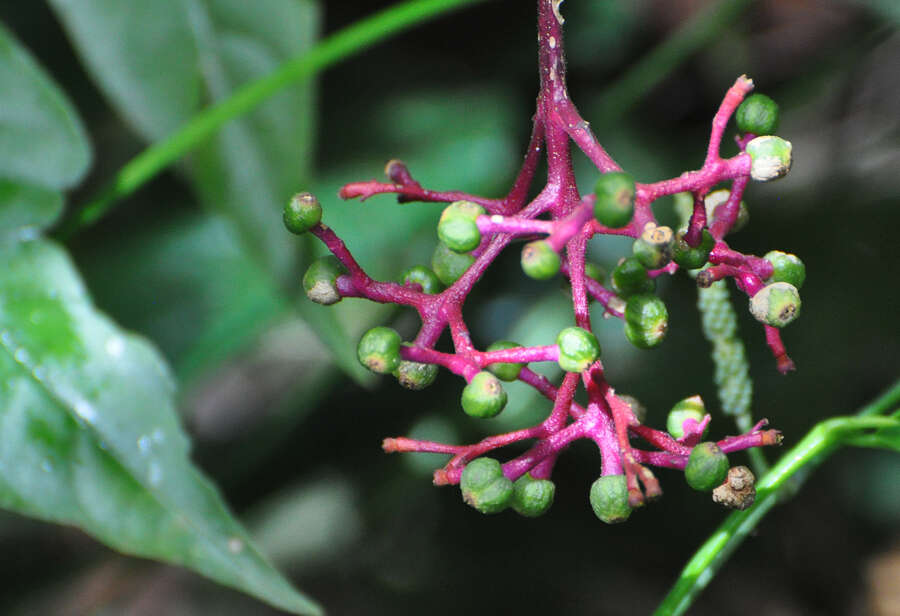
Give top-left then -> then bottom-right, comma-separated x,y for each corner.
511,473 -> 556,517
736,93 -> 779,136
437,200 -> 484,253
594,172 -> 636,228
284,192 -> 322,234
394,360 -> 438,390
749,282 -> 801,328
746,136 -> 792,182
460,457 -> 513,514
485,341 -> 525,382
357,327 -> 402,374
763,251 -> 805,290
611,257 -> 655,297
632,225 -> 674,270
556,327 -> 601,373
624,294 -> 668,349
521,240 -> 560,280
589,475 -> 632,524
667,395 -> 707,439
461,371 -> 508,418
400,265 -> 444,294
672,229 -> 715,270
432,242 -> 474,285
302,256 -> 345,305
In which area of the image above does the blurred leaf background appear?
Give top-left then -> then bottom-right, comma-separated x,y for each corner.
0,0 -> 898,614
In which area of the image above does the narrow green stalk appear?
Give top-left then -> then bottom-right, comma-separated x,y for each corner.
653,379 -> 900,616
593,0 -> 752,126
57,0 -> 484,238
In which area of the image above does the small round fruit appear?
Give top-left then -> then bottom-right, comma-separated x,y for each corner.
593,172 -> 636,228
432,242 -> 475,285
400,265 -> 444,294
283,192 -> 322,234
749,282 -> 801,328
461,371 -> 508,418
672,229 -> 715,270
685,442 -> 729,491
704,189 -> 749,234
611,257 -> 655,297
521,240 -> 560,280
590,475 -> 632,524
394,360 -> 439,390
556,327 -> 601,373
485,341 -> 525,382
667,395 -> 706,439
302,256 -> 345,305
511,474 -> 556,517
460,457 -> 513,514
763,250 -> 805,290
735,93 -> 779,136
632,225 -> 674,270
357,326 -> 402,374
624,294 -> 668,349
746,136 -> 792,182
437,201 -> 484,253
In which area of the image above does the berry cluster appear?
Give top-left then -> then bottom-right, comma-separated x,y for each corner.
284,1 -> 802,521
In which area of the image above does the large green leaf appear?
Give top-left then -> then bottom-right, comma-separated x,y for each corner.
0,237 -> 321,615
0,23 -> 90,238
47,0 -> 318,281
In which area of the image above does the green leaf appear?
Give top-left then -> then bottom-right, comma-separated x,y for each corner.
0,23 -> 91,191
48,0 -> 319,282
0,180 -> 63,238
0,237 -> 322,616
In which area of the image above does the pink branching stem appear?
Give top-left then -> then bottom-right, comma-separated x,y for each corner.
307,0 -> 794,510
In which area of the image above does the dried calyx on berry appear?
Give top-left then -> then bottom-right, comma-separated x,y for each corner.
712,465 -> 756,510
746,136 -> 792,182
633,225 -> 674,269
556,327 -> 601,373
590,475 -> 632,524
593,172 -> 636,228
303,256 -> 346,305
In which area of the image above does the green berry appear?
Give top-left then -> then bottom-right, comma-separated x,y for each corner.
763,250 -> 805,290
672,229 -> 715,270
485,341 -> 525,382
400,265 -> 444,294
611,257 -> 655,297
437,200 -> 485,252
624,293 -> 668,349
357,326 -> 402,374
302,256 -> 345,305
704,189 -> 749,234
521,240 -> 560,280
283,192 -> 322,234
556,326 -> 601,373
460,457 -> 513,514
746,136 -> 792,182
632,225 -> 674,270
684,442 -> 729,491
511,473 -> 556,517
394,360 -> 438,390
593,172 -> 636,228
589,475 -> 632,524
749,282 -> 801,328
431,242 -> 475,285
735,93 -> 779,136
461,371 -> 508,418
584,261 -> 607,284
667,395 -> 707,439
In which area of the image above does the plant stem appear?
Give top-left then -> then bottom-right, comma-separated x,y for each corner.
653,379 -> 900,616
56,0 -> 484,238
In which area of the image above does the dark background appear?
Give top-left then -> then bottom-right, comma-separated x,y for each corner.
1,1 -> 898,614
